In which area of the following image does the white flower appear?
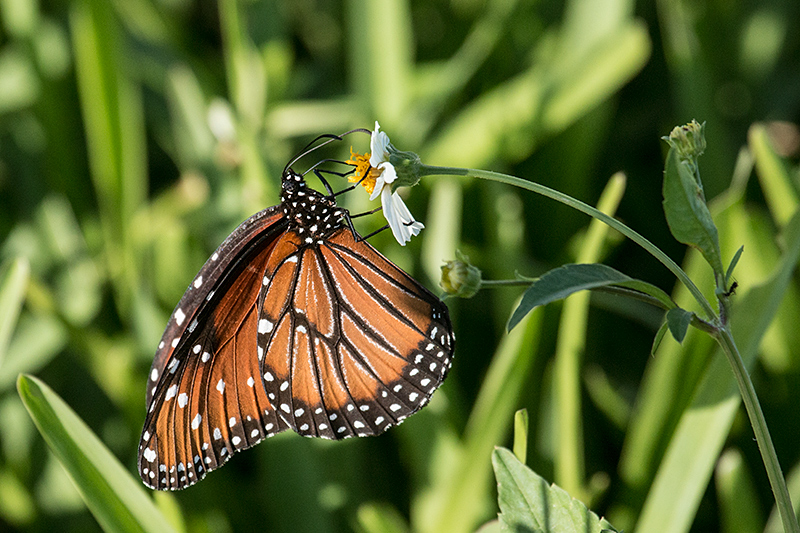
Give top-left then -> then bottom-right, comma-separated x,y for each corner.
367,122 -> 424,245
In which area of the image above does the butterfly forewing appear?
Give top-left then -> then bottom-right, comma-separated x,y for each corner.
139,208 -> 290,490
257,227 -> 455,439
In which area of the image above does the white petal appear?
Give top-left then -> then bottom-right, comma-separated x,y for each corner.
370,174 -> 386,201
378,162 -> 397,184
370,122 -> 391,167
383,190 -> 422,245
369,163 -> 396,200
381,186 -> 405,244
392,191 -> 424,235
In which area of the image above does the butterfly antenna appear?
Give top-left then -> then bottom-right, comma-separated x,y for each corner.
283,128 -> 371,174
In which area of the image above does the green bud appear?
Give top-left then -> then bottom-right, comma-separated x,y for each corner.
663,120 -> 706,163
440,251 -> 482,298
387,145 -> 422,189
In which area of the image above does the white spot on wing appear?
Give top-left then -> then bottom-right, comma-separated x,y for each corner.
144,447 -> 156,462
165,384 -> 177,400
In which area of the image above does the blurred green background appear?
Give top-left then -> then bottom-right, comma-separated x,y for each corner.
1,0 -> 799,531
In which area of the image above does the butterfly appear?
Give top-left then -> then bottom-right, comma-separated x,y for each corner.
138,137 -> 455,490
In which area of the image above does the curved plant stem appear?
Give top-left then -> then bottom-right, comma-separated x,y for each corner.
421,163 -> 798,531
715,327 -> 799,533
421,165 -> 717,320
479,279 -> 533,288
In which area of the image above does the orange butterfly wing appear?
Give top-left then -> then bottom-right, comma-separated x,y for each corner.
257,228 -> 455,438
139,208 -> 290,490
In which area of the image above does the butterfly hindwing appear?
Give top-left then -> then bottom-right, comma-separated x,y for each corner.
139,207 -> 290,490
257,227 -> 455,439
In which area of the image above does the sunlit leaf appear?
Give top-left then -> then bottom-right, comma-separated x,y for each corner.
18,375 -> 175,533
493,447 -> 617,533
0,257 -> 29,368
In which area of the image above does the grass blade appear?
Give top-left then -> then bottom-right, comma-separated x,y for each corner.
0,257 -> 29,368
635,209 -> 800,533
17,374 -> 175,533
553,173 -> 625,502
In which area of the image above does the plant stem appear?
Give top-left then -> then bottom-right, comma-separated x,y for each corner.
419,164 -> 798,530
420,165 -> 718,320
715,327 -> 799,533
479,279 -> 533,288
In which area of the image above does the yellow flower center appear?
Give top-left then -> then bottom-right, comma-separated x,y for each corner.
345,147 -> 383,195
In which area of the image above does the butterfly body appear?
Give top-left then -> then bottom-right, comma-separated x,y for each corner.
139,169 -> 454,490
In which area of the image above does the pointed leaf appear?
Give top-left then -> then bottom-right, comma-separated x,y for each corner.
508,263 -> 674,331
17,375 -> 175,533
662,147 -> 724,275
0,257 -> 29,368
725,246 -> 744,287
513,409 -> 529,464
651,319 -> 670,355
665,307 -> 693,344
493,447 -> 617,533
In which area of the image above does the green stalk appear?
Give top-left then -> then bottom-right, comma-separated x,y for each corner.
715,327 -> 799,533
420,165 -> 717,320
418,163 -> 797,532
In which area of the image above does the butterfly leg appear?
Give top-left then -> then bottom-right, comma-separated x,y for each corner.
356,224 -> 390,242
309,167 -> 370,200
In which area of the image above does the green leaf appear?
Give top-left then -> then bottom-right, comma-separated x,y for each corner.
0,315 -> 66,392
70,0 -> 147,316
651,319 -> 670,355
665,307 -> 693,344
635,209 -> 800,533
0,257 -> 29,368
493,447 -> 617,533
662,147 -> 724,276
17,375 -> 175,533
513,410 -> 529,464
508,263 -> 674,331
356,502 -> 409,533
749,124 -> 799,226
715,449 -> 764,533
725,246 -> 744,288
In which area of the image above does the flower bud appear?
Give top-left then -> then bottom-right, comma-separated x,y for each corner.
440,252 -> 482,298
663,120 -> 706,163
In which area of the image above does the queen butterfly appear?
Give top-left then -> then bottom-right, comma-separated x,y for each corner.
138,137 -> 455,490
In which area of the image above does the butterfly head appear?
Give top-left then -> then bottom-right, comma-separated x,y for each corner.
280,170 -> 346,242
